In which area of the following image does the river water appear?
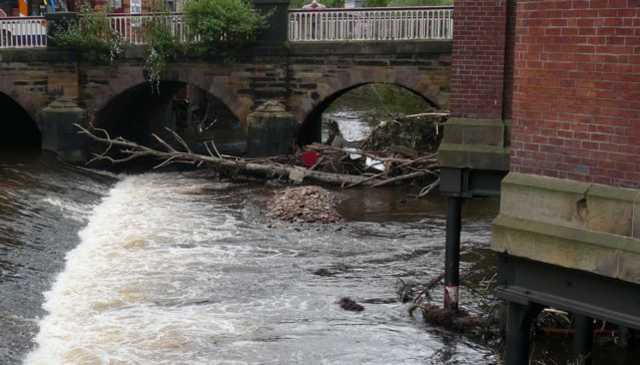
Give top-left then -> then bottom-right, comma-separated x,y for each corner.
0,149 -> 504,364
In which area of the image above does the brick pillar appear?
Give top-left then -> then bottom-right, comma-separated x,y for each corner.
449,0 -> 507,119
439,0 -> 511,175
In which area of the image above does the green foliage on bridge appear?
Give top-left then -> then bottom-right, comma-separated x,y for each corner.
50,4 -> 123,64
184,0 -> 267,54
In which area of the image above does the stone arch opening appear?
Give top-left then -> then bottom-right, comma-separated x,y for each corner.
94,81 -> 246,157
297,82 -> 440,146
0,92 -> 41,151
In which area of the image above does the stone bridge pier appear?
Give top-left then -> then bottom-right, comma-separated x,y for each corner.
0,40 -> 450,162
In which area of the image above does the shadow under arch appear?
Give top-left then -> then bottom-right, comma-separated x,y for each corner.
297,82 -> 441,146
0,92 -> 42,151
93,81 -> 246,156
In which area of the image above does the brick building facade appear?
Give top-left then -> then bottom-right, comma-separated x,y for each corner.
449,0 -> 639,188
510,0 -> 640,188
448,2 -> 640,362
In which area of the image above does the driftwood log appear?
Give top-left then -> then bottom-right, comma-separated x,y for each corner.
76,124 -> 440,191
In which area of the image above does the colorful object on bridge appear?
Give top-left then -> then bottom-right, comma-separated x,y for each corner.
302,151 -> 320,168
302,0 -> 326,9
18,0 -> 28,16
48,0 -> 56,14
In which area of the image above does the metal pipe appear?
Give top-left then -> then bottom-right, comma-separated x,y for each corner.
505,302 -> 541,365
444,195 -> 462,311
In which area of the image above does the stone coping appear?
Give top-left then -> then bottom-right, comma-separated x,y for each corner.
494,215 -> 640,255
439,143 -> 510,154
502,172 -> 640,200
446,117 -> 505,126
493,172 -> 640,284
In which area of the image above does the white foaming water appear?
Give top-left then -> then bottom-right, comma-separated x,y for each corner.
41,197 -> 95,223
25,174 -> 242,365
324,111 -> 372,142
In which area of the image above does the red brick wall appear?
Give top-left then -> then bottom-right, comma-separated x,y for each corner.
510,0 -> 640,188
450,0 -> 507,119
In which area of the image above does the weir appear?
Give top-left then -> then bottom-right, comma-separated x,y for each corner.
1,0 -> 639,363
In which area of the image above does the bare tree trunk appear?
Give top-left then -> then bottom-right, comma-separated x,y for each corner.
77,124 -> 438,188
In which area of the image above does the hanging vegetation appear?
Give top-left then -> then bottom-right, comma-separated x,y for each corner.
50,4 -> 123,64
142,13 -> 183,93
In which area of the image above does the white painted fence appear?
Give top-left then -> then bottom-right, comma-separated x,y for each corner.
288,6 -> 453,42
0,17 -> 47,49
108,13 -> 188,45
0,7 -> 454,49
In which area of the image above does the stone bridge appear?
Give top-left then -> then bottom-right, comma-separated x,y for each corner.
0,40 -> 450,160
0,3 -> 453,159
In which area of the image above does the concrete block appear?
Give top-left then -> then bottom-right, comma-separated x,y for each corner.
246,100 -> 297,157
37,97 -> 87,162
493,172 -> 640,284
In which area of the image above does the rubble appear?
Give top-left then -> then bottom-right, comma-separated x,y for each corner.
266,185 -> 343,223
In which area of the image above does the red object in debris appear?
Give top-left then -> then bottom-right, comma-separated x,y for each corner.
302,151 -> 320,168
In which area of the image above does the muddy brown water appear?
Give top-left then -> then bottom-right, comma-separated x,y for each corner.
1,151 -> 506,364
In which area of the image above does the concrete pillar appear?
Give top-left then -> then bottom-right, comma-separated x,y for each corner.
246,100 -> 297,157
504,302 -> 542,365
38,97 -> 88,162
573,315 -> 593,365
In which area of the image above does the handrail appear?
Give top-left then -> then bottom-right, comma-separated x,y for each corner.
0,8 -> 454,49
0,16 -> 47,49
107,13 -> 189,45
288,6 -> 453,42
288,5 -> 453,12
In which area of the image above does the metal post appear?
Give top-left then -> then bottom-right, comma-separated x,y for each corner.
444,196 -> 462,311
573,314 -> 593,365
504,302 -> 541,365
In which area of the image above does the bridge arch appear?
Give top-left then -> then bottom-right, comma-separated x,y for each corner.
0,92 -> 42,150
295,81 -> 443,145
90,65 -> 254,128
94,80 -> 246,156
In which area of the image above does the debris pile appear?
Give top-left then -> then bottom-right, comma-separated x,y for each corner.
267,186 -> 343,223
361,113 -> 448,152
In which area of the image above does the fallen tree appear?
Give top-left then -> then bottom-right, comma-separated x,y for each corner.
76,124 -> 440,192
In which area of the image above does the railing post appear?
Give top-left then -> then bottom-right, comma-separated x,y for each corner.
253,0 -> 290,45
45,12 -> 77,48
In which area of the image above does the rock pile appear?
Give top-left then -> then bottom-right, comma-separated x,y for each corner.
267,186 -> 343,223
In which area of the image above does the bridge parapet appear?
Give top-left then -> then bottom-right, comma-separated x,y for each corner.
0,5 -> 453,50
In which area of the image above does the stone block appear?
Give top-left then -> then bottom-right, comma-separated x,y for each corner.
500,173 -> 640,236
493,172 -> 640,285
438,143 -> 510,171
438,118 -> 509,171
37,97 -> 87,162
246,100 -> 297,157
442,118 -> 505,146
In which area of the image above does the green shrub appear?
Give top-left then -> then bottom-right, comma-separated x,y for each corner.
184,0 -> 267,55
143,13 -> 183,92
51,4 -> 123,64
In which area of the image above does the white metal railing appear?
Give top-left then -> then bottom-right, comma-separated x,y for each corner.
108,13 -> 189,45
0,8 -> 453,49
0,17 -> 47,49
288,6 -> 453,42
